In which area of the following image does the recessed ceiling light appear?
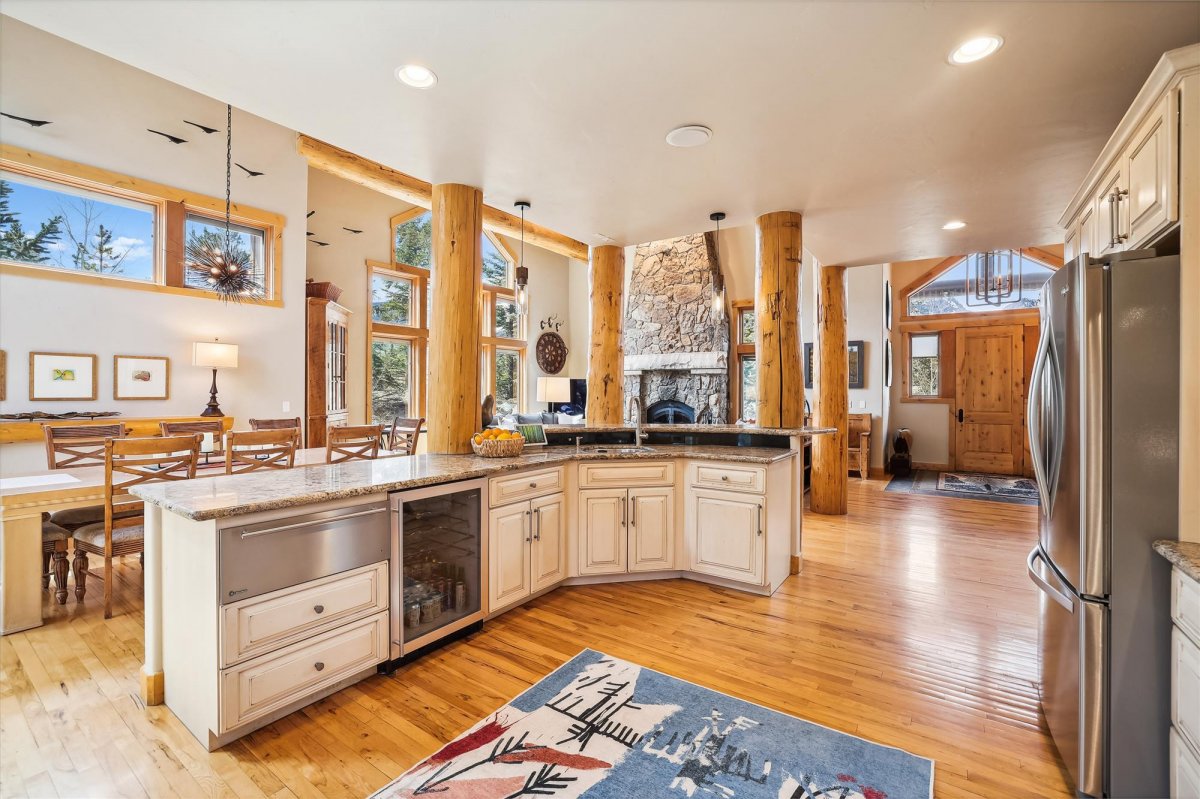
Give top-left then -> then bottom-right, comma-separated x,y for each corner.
665,125 -> 712,148
948,35 -> 1003,65
396,64 -> 437,88
943,220 -> 967,230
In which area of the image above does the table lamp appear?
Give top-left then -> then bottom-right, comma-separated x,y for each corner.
192,341 -> 239,417
536,376 -> 571,413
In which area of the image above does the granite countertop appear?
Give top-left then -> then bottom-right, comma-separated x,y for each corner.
1154,540 -> 1200,582
543,424 -> 837,437
131,444 -> 797,521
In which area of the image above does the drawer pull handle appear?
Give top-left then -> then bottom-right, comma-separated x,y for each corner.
314,661 -> 325,672
721,475 -> 729,481
529,482 -> 538,488
314,604 -> 325,614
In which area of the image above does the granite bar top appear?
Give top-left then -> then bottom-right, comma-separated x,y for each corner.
1154,540 -> 1200,583
131,444 -> 797,522
543,424 -> 837,437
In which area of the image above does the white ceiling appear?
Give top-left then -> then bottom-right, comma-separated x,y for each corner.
4,1 -> 1197,266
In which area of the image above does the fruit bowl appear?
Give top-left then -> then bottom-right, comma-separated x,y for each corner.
471,431 -> 525,458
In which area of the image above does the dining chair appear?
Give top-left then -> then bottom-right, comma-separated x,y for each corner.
249,417 -> 303,446
326,424 -> 384,463
226,429 -> 298,474
42,514 -> 71,605
43,423 -> 142,532
160,420 -> 225,454
72,435 -> 201,619
388,416 -> 424,455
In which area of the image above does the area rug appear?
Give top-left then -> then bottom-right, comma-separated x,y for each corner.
371,649 -> 933,799
885,470 -> 1038,506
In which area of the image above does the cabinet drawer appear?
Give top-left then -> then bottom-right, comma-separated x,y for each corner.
1172,727 -> 1200,799
579,461 -> 674,488
1174,627 -> 1200,756
1173,569 -> 1200,647
220,562 -> 387,667
489,467 -> 563,508
690,463 -> 765,493
220,610 -> 387,733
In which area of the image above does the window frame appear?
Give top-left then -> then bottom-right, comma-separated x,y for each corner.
0,146 -> 283,305
898,249 -> 1061,325
366,259 -> 428,423
730,300 -> 757,422
904,331 -> 944,401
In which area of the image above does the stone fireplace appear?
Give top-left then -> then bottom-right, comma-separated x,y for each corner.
623,233 -> 730,424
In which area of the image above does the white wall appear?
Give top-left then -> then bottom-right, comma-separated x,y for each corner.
0,19 -> 308,475
304,168 -> 581,423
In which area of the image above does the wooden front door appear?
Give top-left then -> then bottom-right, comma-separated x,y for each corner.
954,324 -> 1025,475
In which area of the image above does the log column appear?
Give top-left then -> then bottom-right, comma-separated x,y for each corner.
755,211 -> 804,427
427,183 -> 483,453
810,263 -> 848,515
586,245 -> 625,425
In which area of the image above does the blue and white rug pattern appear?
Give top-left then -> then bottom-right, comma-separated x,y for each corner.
372,649 -> 933,799
886,470 -> 1038,506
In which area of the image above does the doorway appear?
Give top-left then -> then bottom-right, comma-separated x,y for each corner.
953,324 -> 1025,475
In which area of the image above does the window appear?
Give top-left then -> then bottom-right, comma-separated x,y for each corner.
905,250 -> 1056,318
909,333 -> 940,397
740,356 -> 758,423
493,348 -> 521,416
482,235 -> 511,287
732,301 -> 757,422
393,210 -> 432,269
372,272 -> 415,327
368,260 -> 427,423
371,338 -> 413,424
494,297 -> 519,338
739,309 -> 756,345
0,151 -> 282,303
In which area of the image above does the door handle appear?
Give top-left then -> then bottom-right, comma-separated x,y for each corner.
956,408 -> 964,424
533,507 -> 541,541
524,510 -> 531,543
756,504 -> 763,537
1027,547 -> 1074,613
619,497 -> 626,528
1114,187 -> 1128,243
630,496 -> 636,527
1027,309 -> 1053,512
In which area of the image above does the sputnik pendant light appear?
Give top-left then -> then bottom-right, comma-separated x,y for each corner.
710,211 -> 727,316
185,104 -> 263,302
514,200 -> 530,315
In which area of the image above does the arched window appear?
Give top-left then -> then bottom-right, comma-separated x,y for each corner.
905,249 -> 1057,318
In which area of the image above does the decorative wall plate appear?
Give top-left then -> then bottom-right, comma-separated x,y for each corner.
535,330 -> 569,375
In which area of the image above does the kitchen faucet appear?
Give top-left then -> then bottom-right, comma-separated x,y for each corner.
631,397 -> 643,447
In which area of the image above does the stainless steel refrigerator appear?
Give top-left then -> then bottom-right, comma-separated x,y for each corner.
1026,248 -> 1179,798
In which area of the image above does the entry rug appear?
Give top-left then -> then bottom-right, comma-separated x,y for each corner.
371,649 -> 933,799
886,470 -> 1038,506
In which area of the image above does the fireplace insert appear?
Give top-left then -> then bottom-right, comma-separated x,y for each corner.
645,399 -> 695,424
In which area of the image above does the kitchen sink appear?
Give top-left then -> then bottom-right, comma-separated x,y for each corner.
582,445 -> 655,455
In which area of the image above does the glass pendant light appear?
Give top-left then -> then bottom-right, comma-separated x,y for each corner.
514,200 -> 530,315
710,211 -> 726,316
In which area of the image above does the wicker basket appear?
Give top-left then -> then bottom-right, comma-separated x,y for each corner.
471,435 -> 525,458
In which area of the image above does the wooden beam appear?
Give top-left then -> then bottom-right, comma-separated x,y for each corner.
297,134 -> 590,262
585,245 -> 625,425
754,211 -> 804,427
426,184 -> 483,454
811,263 -> 848,515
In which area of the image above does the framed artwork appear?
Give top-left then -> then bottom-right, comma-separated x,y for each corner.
29,352 -> 97,401
0,349 -> 6,401
885,339 -> 893,387
848,340 -> 866,389
803,342 -> 814,389
884,279 -> 893,331
114,355 -> 170,400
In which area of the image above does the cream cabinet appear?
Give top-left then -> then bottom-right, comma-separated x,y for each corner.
629,488 -> 675,572
578,485 -> 676,576
1124,95 -> 1174,246
1170,566 -> 1200,798
488,492 -> 567,612
686,489 -> 764,585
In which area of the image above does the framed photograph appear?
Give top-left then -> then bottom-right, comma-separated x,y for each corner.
29,352 -> 97,401
803,342 -> 814,389
114,355 -> 170,400
885,339 -> 893,387
884,279 -> 893,331
0,349 -> 6,401
848,340 -> 866,389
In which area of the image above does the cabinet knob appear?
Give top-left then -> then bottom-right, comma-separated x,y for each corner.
314,661 -> 325,672
529,482 -> 537,488
313,604 -> 325,614
721,475 -> 729,481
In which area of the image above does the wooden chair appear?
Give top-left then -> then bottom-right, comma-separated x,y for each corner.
387,416 -> 424,455
42,515 -> 71,605
160,420 -> 224,454
249,417 -> 303,446
326,424 -> 384,463
43,424 -> 142,532
72,435 -> 200,619
226,429 -> 297,474
847,412 -> 872,479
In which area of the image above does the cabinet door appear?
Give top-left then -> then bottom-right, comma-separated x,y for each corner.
1093,164 -> 1126,256
629,487 -> 675,572
1077,203 -> 1095,259
531,493 -> 567,592
1172,728 -> 1200,799
1064,221 -> 1079,264
577,489 -> 628,575
488,503 -> 531,612
687,489 -> 764,585
1124,95 -> 1174,247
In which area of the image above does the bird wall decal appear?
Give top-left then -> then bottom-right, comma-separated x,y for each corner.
147,129 -> 187,144
1,111 -> 52,127
307,210 -> 315,218
235,163 -> 264,177
309,240 -> 330,247
306,232 -> 314,237
183,120 -> 219,134
342,227 -> 363,234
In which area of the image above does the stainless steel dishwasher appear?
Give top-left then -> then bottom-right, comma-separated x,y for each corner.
219,500 -> 390,604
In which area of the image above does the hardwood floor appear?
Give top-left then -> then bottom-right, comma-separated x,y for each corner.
0,478 -> 1072,798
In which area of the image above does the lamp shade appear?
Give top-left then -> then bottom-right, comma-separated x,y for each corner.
536,376 -> 571,403
192,341 -> 239,369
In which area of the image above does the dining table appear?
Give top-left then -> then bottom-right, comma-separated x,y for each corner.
0,446 -> 404,635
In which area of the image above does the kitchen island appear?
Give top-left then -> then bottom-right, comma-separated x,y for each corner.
131,428 -> 831,749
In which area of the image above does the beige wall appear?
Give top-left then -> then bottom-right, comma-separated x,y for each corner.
0,20 -> 308,475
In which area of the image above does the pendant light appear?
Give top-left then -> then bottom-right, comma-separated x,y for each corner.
514,200 -> 530,315
185,104 -> 263,302
709,211 -> 726,316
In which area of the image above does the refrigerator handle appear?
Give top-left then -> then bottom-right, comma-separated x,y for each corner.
1027,308 -> 1053,512
1027,546 -> 1074,613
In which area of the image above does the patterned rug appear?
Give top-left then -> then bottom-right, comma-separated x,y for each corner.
371,649 -> 934,799
885,470 -> 1039,506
